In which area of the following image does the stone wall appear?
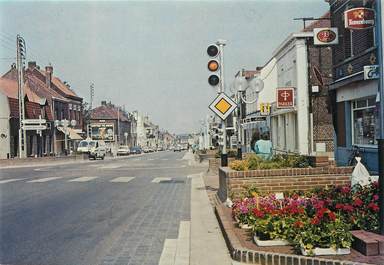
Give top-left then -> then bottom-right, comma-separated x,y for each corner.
218,166 -> 353,201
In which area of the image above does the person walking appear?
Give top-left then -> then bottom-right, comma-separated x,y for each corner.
254,132 -> 272,160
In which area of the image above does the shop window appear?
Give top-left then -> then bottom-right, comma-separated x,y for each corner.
352,97 -> 377,146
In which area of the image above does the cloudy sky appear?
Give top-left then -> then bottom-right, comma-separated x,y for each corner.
0,0 -> 329,134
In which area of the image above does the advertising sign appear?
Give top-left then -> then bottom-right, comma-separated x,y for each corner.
364,65 -> 379,80
260,103 -> 271,116
276,88 -> 295,109
314,28 -> 338,45
91,123 -> 114,141
344,8 -> 375,30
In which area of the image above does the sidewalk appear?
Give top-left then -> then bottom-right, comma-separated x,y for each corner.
190,172 -> 232,265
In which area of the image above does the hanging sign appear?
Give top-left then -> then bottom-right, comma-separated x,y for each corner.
314,28 -> 338,45
344,8 -> 375,30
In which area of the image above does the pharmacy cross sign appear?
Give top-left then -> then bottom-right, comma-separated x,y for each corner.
276,87 -> 295,108
209,92 -> 237,120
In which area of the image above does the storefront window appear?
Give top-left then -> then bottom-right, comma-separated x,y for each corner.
352,97 -> 377,146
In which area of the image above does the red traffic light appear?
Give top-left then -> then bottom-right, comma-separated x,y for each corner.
207,44 -> 219,57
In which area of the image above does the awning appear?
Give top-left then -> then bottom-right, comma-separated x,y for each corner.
56,127 -> 83,140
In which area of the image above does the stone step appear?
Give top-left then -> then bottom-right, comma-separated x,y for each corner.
351,230 -> 384,256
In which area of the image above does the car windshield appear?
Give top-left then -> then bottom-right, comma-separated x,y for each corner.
89,141 -> 96,147
78,141 -> 88,147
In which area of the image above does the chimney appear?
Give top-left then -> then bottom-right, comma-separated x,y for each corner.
45,65 -> 53,88
101,100 -> 107,106
28,61 -> 36,69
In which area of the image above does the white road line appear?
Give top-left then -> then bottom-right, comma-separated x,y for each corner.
0,178 -> 25,184
99,165 -> 121,169
148,158 -> 155,161
161,159 -> 169,161
110,177 -> 135,183
27,177 -> 62,183
159,239 -> 177,265
151,177 -> 172,183
68,176 -> 98,182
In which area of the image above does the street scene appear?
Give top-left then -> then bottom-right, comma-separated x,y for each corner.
0,0 -> 384,265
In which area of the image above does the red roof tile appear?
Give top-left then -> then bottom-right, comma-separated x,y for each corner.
0,77 -> 41,103
91,105 -> 128,122
8,97 -> 19,118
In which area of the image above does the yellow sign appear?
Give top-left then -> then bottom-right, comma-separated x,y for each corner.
260,103 -> 271,115
209,92 -> 237,120
215,98 -> 232,114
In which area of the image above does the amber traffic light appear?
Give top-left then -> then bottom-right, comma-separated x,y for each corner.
207,44 -> 220,87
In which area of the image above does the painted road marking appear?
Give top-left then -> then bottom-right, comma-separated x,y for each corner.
0,178 -> 25,184
110,177 -> 135,183
151,177 -> 172,183
27,177 -> 62,183
68,176 -> 98,182
99,165 -> 122,169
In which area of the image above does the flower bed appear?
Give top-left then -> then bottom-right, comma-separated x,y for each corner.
231,181 -> 379,256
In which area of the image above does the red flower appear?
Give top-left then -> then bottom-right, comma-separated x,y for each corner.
341,186 -> 351,194
343,204 -> 354,212
373,194 -> 379,201
368,202 -> 379,212
335,203 -> 344,209
311,217 -> 320,225
328,211 -> 336,221
294,220 -> 304,228
252,208 -> 265,218
353,198 -> 363,207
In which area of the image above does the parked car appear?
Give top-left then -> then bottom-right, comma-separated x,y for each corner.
88,140 -> 107,160
130,146 -> 142,154
77,140 -> 92,153
174,145 -> 181,152
117,145 -> 130,156
143,147 -> 150,153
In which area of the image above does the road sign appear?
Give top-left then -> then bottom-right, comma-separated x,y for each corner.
23,125 -> 47,130
22,119 -> 46,124
209,92 -> 237,120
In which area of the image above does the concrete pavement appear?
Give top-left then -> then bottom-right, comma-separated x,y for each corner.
0,150 -> 235,265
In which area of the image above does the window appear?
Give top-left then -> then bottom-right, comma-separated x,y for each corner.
352,97 -> 377,146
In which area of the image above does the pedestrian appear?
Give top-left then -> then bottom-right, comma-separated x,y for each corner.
250,131 -> 260,152
254,132 -> 272,160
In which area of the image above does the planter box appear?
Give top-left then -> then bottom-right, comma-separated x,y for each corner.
253,234 -> 290,246
301,246 -> 350,256
240,223 -> 252,230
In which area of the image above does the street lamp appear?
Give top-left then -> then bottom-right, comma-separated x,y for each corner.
233,75 -> 264,159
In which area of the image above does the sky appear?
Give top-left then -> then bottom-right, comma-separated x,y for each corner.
0,0 -> 329,134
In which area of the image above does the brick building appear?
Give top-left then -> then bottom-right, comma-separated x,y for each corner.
1,62 -> 83,157
327,0 -> 379,173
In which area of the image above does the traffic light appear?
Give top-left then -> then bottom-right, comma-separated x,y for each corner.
207,44 -> 220,87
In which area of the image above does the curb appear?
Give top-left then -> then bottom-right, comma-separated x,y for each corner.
214,201 -> 374,265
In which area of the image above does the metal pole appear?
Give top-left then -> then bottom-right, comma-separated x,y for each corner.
217,40 -> 228,166
237,90 -> 242,159
375,0 -> 384,235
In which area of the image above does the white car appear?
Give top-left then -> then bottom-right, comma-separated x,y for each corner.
77,140 -> 92,153
88,140 -> 107,160
117,145 -> 130,156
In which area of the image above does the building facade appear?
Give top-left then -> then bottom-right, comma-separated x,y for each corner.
328,0 -> 379,173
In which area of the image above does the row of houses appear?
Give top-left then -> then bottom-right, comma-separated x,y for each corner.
204,0 -> 380,174
0,61 -> 171,159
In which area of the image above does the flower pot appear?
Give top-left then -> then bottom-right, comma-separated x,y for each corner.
253,234 -> 290,246
240,223 -> 252,230
300,246 -> 350,256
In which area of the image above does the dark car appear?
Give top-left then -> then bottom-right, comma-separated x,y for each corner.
130,147 -> 142,154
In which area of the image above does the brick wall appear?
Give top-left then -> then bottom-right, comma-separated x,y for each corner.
218,166 -> 352,200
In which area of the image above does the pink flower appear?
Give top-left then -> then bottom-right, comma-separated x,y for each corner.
368,202 -> 379,212
353,198 -> 363,207
373,194 -> 379,201
343,204 -> 354,212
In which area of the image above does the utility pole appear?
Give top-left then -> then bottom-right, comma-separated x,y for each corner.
88,83 -> 94,139
16,35 -> 26,158
375,0 -> 384,235
216,39 -> 228,166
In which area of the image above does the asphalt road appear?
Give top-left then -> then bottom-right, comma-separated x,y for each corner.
0,151 -> 206,265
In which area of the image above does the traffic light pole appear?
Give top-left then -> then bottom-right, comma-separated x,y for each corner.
217,40 -> 228,166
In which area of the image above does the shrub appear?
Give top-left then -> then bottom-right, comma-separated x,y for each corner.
229,160 -> 248,171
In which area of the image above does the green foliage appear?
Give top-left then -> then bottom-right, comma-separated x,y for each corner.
229,154 -> 312,171
228,160 -> 248,171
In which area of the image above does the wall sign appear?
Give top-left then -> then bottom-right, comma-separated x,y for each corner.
276,87 -> 295,109
314,28 -> 338,45
364,65 -> 379,80
344,8 -> 375,30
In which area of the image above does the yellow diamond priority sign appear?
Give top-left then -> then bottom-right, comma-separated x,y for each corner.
209,92 -> 237,120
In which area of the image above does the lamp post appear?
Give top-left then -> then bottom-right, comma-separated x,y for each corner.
233,75 -> 264,159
